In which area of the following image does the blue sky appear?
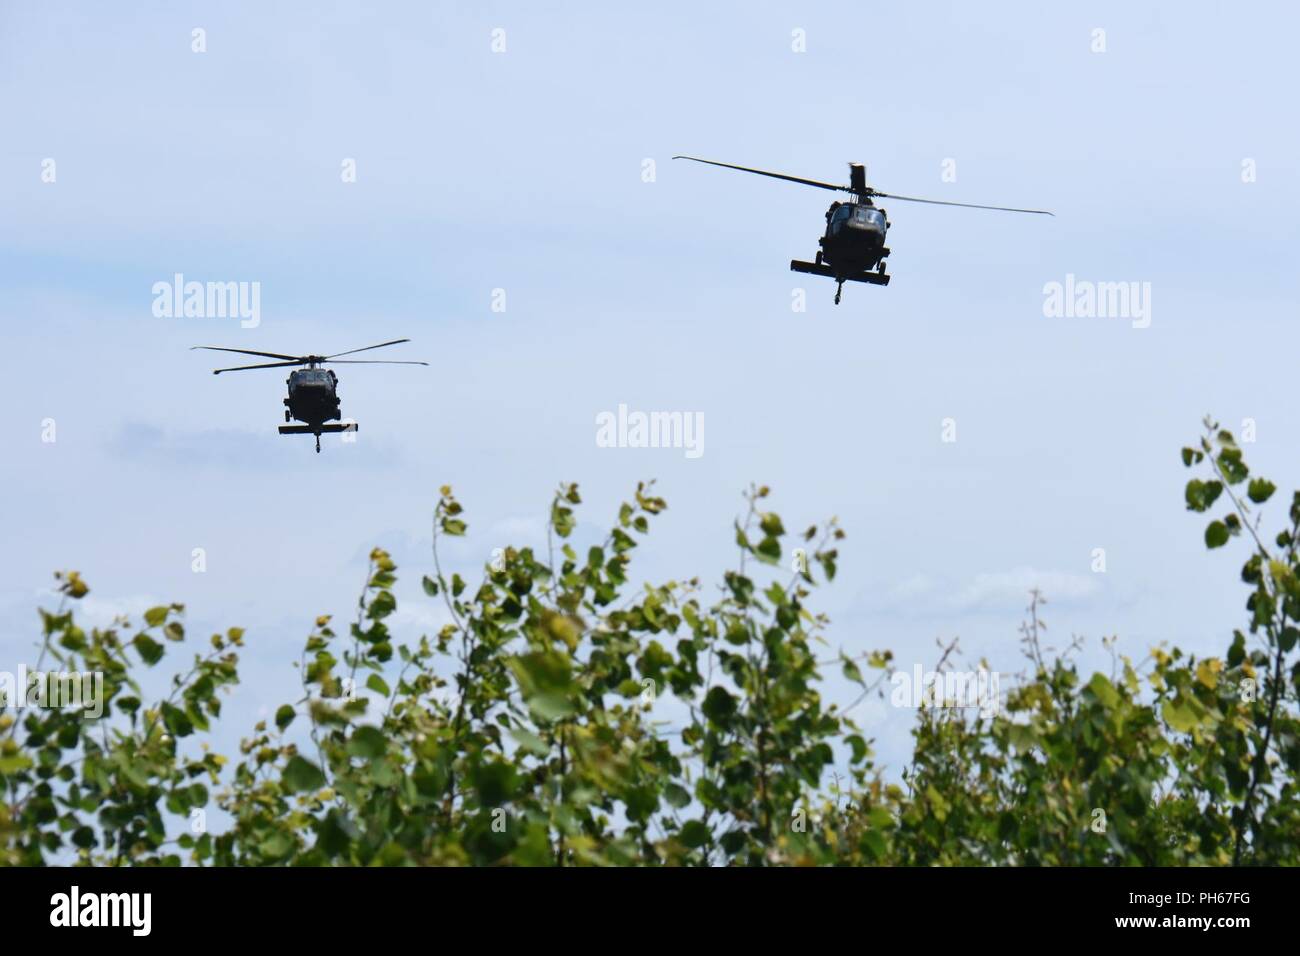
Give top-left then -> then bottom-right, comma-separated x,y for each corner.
2,0 -> 1298,773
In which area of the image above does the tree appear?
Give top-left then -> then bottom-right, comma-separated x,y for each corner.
2,421 -> 1297,866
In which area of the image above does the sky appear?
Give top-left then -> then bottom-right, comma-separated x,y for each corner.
2,0 -> 1299,776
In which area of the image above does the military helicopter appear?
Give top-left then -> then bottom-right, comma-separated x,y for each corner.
193,339 -> 428,452
673,156 -> 1053,304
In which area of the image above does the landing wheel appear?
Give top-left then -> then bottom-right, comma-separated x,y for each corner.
315,434 -> 321,453
815,251 -> 823,266
876,261 -> 887,275
834,281 -> 843,305
285,410 -> 291,422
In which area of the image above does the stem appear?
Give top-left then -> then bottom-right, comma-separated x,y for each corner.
555,723 -> 567,867
1233,633 -> 1286,865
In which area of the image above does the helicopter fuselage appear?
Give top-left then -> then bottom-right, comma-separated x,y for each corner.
284,367 -> 341,428
818,201 -> 889,277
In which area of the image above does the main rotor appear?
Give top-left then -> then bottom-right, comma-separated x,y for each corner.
192,338 -> 430,375
672,155 -> 1053,215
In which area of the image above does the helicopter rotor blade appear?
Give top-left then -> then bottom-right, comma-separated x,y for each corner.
870,191 -> 1054,216
673,156 -> 847,193
210,360 -> 306,376
324,359 -> 430,366
325,338 -> 413,359
192,346 -> 305,361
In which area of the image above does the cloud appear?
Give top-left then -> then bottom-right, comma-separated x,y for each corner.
16,587 -> 162,631
106,422 -> 403,470
387,600 -> 453,635
859,567 -> 1102,618
951,567 -> 1101,611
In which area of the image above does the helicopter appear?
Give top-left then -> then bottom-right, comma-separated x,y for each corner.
673,156 -> 1053,304
193,338 -> 428,452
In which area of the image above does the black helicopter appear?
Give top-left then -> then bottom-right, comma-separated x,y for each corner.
673,156 -> 1053,304
193,339 -> 428,452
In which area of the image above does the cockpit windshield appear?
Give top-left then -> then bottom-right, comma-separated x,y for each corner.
830,204 -> 885,235
853,207 -> 885,229
295,369 -> 330,387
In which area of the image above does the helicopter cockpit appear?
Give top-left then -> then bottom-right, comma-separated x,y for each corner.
829,204 -> 887,237
290,368 -> 334,390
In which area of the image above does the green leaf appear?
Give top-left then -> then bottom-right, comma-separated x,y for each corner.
550,503 -> 576,539
258,831 -> 293,859
366,674 -> 390,696
702,686 -> 736,726
143,606 -> 169,627
1227,631 -> 1246,667
421,575 -> 439,596
317,809 -> 356,858
133,633 -> 165,666
347,726 -> 388,760
526,693 -> 574,722
275,705 -> 295,731
859,829 -> 887,860
0,754 -> 34,774
845,734 -> 869,763
663,783 -> 692,809
1205,521 -> 1230,549
817,551 -> 838,581
472,760 -> 519,805
1185,479 -> 1223,513
1218,447 -> 1248,484
679,820 -> 711,849
508,727 -> 550,756
1006,724 -> 1036,752
160,701 -> 194,737
926,786 -> 950,823
508,651 -> 576,722
282,756 -> 326,793
367,589 -> 397,620
1248,478 -> 1276,504
1086,673 -> 1120,709
1162,697 -> 1200,734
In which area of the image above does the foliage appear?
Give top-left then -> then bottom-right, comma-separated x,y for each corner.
2,421 -> 1298,866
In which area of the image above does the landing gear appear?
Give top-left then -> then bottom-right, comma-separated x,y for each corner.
285,410 -> 291,422
834,281 -> 844,305
815,251 -> 823,266
315,433 -> 321,453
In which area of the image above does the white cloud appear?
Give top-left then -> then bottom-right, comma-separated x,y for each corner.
950,567 -> 1100,612
861,567 -> 1101,618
